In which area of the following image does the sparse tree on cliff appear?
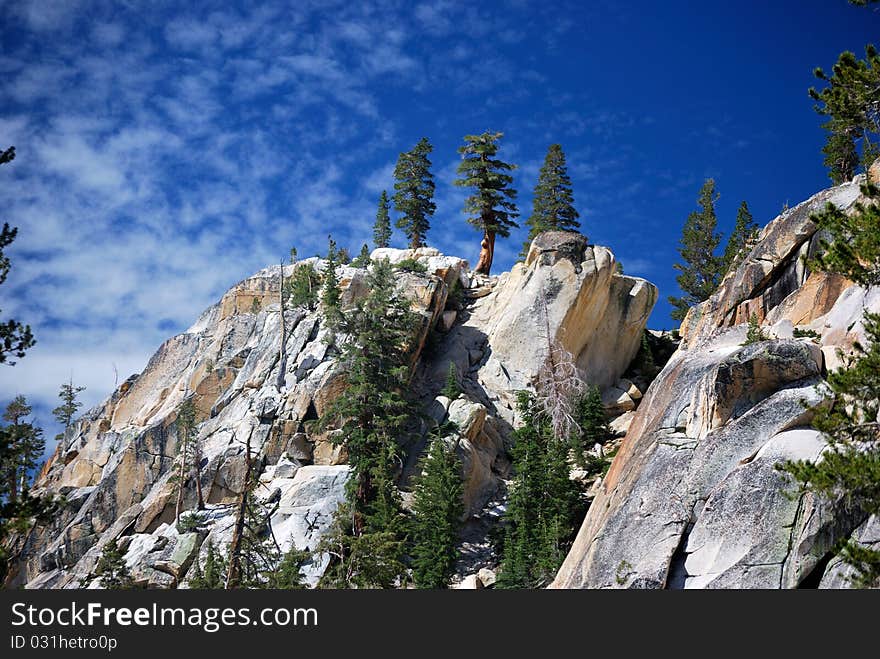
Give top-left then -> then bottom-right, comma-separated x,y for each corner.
95,538 -> 133,589
373,190 -> 392,249
322,235 -> 343,330
1,396 -> 44,502
668,179 -> 723,322
393,139 -> 436,249
454,132 -> 519,275
722,201 -> 760,274
173,396 -> 201,525
522,144 -> 580,259
809,44 -> 880,183
52,378 -> 86,441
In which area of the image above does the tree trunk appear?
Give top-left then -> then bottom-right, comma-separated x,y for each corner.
174,431 -> 188,525
194,456 -> 204,510
225,432 -> 250,589
474,230 -> 496,275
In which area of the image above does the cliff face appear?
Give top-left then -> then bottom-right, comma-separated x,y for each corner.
553,173 -> 879,589
9,235 -> 656,589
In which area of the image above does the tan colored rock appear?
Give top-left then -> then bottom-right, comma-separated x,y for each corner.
609,411 -> 636,437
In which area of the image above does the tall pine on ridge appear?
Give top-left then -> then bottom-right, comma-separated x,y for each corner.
373,190 -> 392,249
454,131 -> 519,275
522,144 -> 580,259
668,178 -> 723,322
393,138 -> 436,249
722,201 -> 759,274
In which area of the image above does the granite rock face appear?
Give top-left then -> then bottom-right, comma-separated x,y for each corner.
553,172 -> 879,589
12,235 -> 655,588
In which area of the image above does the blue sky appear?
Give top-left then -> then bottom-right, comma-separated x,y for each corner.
0,0 -> 876,440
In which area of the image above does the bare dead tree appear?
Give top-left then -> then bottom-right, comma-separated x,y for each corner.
225,429 -> 249,589
276,259 -> 287,390
532,280 -> 585,442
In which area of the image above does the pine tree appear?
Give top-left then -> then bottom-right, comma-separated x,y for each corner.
410,436 -> 464,588
454,132 -> 519,275
722,201 -> 759,274
393,138 -> 436,249
441,362 -> 462,399
0,146 -> 35,366
285,261 -> 321,311
173,397 -> 201,526
52,378 -> 86,441
668,179 -> 724,322
522,144 -> 581,259
497,392 -> 583,588
352,244 -> 372,268
267,546 -> 310,589
778,179 -> 880,586
373,190 -> 392,249
1,396 -> 44,502
571,386 -> 609,467
322,235 -> 342,329
809,44 -> 880,182
316,259 -> 417,587
95,538 -> 133,589
189,541 -> 226,589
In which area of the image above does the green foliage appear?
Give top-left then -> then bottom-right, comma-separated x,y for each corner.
317,258 -> 418,587
497,392 -> 584,588
393,138 -> 436,249
571,386 -> 609,468
742,314 -> 769,345
454,131 -> 519,274
441,362 -> 462,399
410,437 -> 464,588
266,546 -> 310,589
793,327 -> 821,341
250,297 -> 261,315
633,331 -> 656,375
176,510 -> 203,533
809,44 -> 880,182
285,261 -> 321,311
321,236 -> 342,327
722,201 -> 759,274
352,244 -> 372,268
189,541 -> 226,589
373,190 -> 392,249
393,257 -> 427,274
521,144 -> 580,259
807,180 -> 880,287
669,179 -> 724,321
52,379 -> 86,441
0,148 -> 35,366
96,538 -> 133,589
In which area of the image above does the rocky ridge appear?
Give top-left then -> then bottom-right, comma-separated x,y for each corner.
9,235 -> 656,588
553,169 -> 879,589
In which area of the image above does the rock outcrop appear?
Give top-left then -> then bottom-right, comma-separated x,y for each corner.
553,172 -> 879,589
10,234 -> 656,589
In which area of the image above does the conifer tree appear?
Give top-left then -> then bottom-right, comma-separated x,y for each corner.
285,261 -> 321,311
322,236 -> 342,329
1,396 -> 44,502
454,132 -> 519,275
173,397 -> 201,525
522,144 -> 581,259
809,44 -> 880,182
497,392 -> 583,588
779,179 -> 880,586
189,541 -> 226,589
267,546 -> 310,589
410,436 -> 464,588
441,362 -> 462,399
0,146 -> 34,366
95,538 -> 133,589
352,244 -> 372,268
722,201 -> 760,274
317,259 -> 417,587
571,386 -> 609,467
393,138 -> 436,249
373,190 -> 392,249
52,378 -> 86,441
668,179 -> 724,322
